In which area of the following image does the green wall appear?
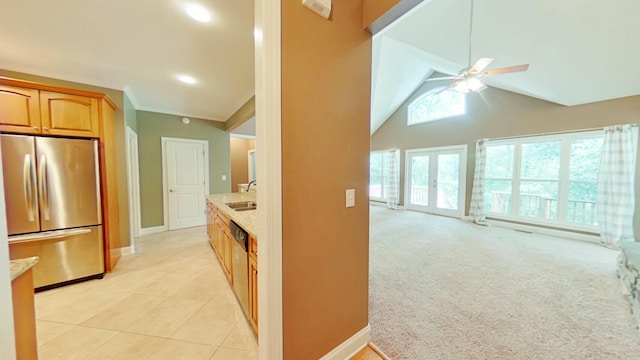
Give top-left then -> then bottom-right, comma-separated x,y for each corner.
137,111 -> 230,228
124,94 -> 137,132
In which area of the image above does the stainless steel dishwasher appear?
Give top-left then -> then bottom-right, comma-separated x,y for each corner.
229,220 -> 249,316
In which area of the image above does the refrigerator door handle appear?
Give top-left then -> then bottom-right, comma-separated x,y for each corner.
8,228 -> 91,244
23,154 -> 36,221
38,155 -> 51,220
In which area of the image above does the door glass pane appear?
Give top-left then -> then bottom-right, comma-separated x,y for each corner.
436,154 -> 459,210
410,155 -> 429,206
519,181 -> 558,220
369,153 -> 383,199
370,176 -> 382,198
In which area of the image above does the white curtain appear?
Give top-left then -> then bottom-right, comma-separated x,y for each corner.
469,139 -> 489,225
596,124 -> 638,247
386,149 -> 400,210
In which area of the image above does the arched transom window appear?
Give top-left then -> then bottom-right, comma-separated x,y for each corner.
408,87 -> 466,125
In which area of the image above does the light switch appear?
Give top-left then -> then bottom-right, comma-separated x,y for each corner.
221,175 -> 227,181
346,189 -> 355,208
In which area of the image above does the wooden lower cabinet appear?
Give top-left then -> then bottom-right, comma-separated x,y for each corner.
221,228 -> 233,282
208,204 -> 232,282
248,249 -> 258,334
12,268 -> 38,360
206,201 -> 257,334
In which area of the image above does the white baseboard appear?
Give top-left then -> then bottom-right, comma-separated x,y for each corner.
120,246 -> 135,256
489,219 -> 600,243
139,225 -> 167,236
369,201 -> 406,210
319,324 -> 371,360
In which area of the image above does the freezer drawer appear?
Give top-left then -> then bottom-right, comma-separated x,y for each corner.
8,226 -> 104,289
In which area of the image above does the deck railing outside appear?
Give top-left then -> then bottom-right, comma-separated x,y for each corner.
489,191 -> 597,225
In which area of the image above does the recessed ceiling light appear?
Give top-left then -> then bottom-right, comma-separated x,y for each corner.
185,4 -> 211,23
177,75 -> 197,84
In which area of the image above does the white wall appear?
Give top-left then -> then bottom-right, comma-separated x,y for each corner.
0,141 -> 17,359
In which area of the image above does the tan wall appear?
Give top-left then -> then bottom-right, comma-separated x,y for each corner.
0,69 -> 131,248
281,1 -> 372,358
230,137 -> 256,192
371,81 -> 640,235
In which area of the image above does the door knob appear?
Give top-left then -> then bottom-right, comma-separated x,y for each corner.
169,189 -> 176,192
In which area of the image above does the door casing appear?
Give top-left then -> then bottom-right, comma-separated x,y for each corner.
404,144 -> 467,218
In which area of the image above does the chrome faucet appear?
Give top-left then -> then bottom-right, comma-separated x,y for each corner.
246,179 -> 257,192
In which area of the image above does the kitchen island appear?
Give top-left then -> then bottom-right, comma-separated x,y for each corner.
207,192 -> 258,334
10,256 -> 39,359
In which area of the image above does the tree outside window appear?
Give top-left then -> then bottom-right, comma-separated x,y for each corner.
408,87 -> 466,126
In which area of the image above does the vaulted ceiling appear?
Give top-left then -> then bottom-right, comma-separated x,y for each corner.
3,1 -> 638,133
0,0 -> 255,122
371,0 -> 640,133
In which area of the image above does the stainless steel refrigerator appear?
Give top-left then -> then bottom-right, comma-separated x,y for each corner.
1,134 -> 104,290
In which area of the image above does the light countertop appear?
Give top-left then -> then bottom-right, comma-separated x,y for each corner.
10,256 -> 39,281
208,192 -> 257,237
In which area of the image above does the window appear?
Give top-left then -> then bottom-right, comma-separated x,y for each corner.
369,150 -> 399,201
484,131 -> 604,230
408,87 -> 466,125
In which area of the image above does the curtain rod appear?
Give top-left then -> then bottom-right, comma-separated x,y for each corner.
480,123 -> 638,142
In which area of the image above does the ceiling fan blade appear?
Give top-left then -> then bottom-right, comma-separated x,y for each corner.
481,64 -> 529,77
425,76 -> 458,82
469,58 -> 494,73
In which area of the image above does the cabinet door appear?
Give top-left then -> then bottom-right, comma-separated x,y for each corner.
0,85 -> 41,134
222,229 -> 233,282
248,254 -> 258,334
40,91 -> 99,137
213,216 -> 222,260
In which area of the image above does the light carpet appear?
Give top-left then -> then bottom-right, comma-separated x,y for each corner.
369,206 -> 640,359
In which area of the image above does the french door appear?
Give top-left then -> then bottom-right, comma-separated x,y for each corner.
405,145 -> 467,218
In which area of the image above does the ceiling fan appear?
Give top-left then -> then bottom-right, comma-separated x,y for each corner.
425,0 -> 529,93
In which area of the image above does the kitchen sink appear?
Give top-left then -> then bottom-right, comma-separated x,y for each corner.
226,201 -> 257,211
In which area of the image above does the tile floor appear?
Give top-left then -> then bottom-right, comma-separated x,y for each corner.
34,226 -> 257,360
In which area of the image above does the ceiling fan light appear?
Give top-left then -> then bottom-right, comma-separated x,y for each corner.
468,78 -> 487,92
455,80 -> 470,93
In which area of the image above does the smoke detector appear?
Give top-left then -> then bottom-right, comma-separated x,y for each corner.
302,0 -> 331,19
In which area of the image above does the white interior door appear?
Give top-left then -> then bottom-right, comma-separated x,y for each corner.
406,146 -> 467,218
163,138 -> 208,230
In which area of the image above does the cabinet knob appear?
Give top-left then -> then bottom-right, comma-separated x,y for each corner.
32,127 -> 40,130
42,127 -> 50,132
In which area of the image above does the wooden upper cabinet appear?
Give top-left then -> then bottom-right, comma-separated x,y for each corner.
40,91 -> 100,137
0,85 -> 41,134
